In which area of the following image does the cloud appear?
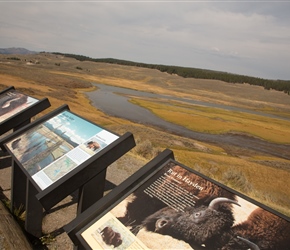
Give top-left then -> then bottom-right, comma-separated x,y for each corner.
0,2 -> 289,79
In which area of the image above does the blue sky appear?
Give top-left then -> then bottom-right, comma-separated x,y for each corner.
46,111 -> 103,144
1,1 -> 290,80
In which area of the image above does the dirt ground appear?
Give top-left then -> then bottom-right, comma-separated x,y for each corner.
0,144 -> 146,249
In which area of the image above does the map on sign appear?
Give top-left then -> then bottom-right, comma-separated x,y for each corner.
6,110 -> 119,190
0,89 -> 38,123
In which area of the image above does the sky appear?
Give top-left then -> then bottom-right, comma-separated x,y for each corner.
47,111 -> 103,144
1,1 -> 290,80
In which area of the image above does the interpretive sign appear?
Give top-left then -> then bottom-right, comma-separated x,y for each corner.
65,150 -> 290,250
2,104 -> 136,237
0,86 -> 50,137
5,109 -> 119,190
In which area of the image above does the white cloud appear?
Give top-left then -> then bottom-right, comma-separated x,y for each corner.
0,2 -> 290,79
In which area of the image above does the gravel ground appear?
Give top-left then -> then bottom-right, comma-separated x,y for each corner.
0,146 -> 145,249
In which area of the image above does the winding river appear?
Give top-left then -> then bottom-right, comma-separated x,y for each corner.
86,83 -> 290,160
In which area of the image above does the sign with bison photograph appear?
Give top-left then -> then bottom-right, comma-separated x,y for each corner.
0,89 -> 38,123
79,159 -> 290,250
5,110 -> 119,190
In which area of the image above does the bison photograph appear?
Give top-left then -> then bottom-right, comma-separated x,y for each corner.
100,226 -> 123,248
111,161 -> 290,250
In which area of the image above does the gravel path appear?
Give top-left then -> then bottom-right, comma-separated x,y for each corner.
0,147 -> 145,249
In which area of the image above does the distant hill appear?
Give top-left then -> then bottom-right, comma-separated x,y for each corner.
1,48 -> 289,94
0,47 -> 37,55
52,52 -> 290,94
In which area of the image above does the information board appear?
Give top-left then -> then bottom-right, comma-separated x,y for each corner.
0,88 -> 38,123
0,86 -> 50,140
5,110 -> 119,190
71,157 -> 290,250
2,104 -> 135,237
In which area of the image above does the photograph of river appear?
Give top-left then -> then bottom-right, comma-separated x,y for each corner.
7,123 -> 76,176
5,110 -> 105,176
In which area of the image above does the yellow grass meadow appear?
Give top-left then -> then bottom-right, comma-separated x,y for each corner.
173,149 -> 290,215
130,98 -> 290,144
1,53 -> 290,216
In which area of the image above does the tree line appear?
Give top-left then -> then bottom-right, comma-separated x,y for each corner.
51,52 -> 290,94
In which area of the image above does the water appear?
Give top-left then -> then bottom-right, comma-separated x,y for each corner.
86,83 -> 290,159
87,83 -> 290,122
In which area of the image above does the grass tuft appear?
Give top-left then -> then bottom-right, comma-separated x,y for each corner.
133,139 -> 162,160
221,169 -> 253,194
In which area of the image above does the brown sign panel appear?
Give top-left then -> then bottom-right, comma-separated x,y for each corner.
75,158 -> 290,250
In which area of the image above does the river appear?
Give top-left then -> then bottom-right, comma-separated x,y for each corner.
86,83 -> 290,160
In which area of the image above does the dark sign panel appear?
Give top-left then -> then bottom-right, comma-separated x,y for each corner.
77,159 -> 290,250
0,89 -> 38,123
5,110 -> 119,190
